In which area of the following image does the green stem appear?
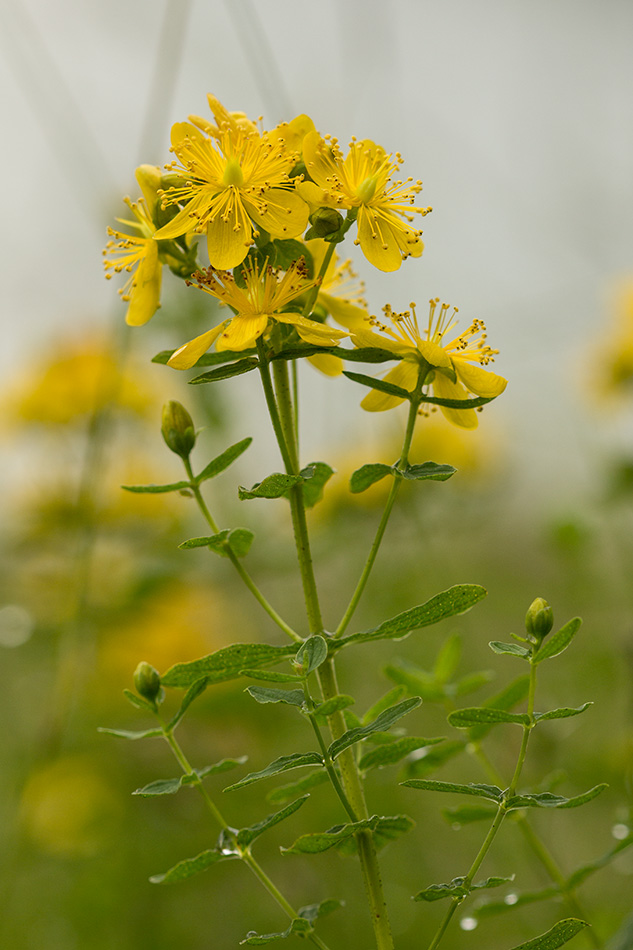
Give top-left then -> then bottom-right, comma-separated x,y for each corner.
303,686 -> 359,823
183,458 -> 302,643
160,722 -> 332,950
335,369 -> 425,638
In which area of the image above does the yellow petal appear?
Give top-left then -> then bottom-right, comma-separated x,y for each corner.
206,208 -> 252,269
360,360 -> 418,412
125,241 -> 161,327
274,312 -> 347,346
303,131 -> 339,190
154,192 -> 208,241
296,180 -> 341,212
249,188 -> 309,239
135,165 -> 162,208
319,292 -> 367,330
357,208 -> 402,272
432,373 -> 478,429
167,323 -> 228,369
351,325 -> 410,355
170,122 -> 207,150
216,315 -> 268,351
308,353 -> 343,376
454,360 -> 507,398
416,339 -> 454,370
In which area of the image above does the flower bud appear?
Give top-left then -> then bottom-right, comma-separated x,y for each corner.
525,597 -> 554,640
133,661 -> 161,702
135,164 -> 163,207
161,401 -> 196,459
308,207 -> 345,238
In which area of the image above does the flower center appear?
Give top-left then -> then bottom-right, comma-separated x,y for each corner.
355,175 -> 378,204
222,158 -> 244,188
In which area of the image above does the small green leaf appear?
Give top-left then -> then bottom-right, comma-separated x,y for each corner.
240,670 -> 302,684
506,918 -> 589,950
195,437 -> 253,483
419,393 -> 495,409
301,462 -> 334,507
454,670 -> 495,697
339,346 -> 401,363
297,899 -> 343,923
449,707 -> 530,729
152,348 -> 254,367
296,635 -> 328,675
399,461 -> 456,482
468,675 -> 530,742
312,694 -> 355,720
237,796 -> 310,848
414,874 -> 514,902
336,815 -> 415,855
362,686 -> 407,724
133,778 -> 182,797
150,849 -> 237,884
384,659 -> 445,702
162,642 -> 296,688
121,480 -> 191,494
359,736 -> 445,771
402,779 -> 503,802
339,585 -> 487,647
349,463 -> 393,494
238,473 -> 304,500
401,739 -> 466,779
505,784 -> 607,811
168,677 -> 209,730
182,758 -> 249,783
534,703 -> 592,722
240,918 -> 312,945
224,752 -> 324,792
123,689 -> 155,712
434,634 -> 462,684
328,698 -> 421,760
282,815 -> 412,855
442,804 -> 498,825
98,727 -> 163,740
245,686 -> 305,707
489,641 -> 531,658
533,617 -> 582,665
343,370 -> 412,400
266,770 -> 329,805
179,529 -> 255,558
190,357 -> 259,384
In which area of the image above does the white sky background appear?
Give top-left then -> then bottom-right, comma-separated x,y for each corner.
2,0 -> 633,504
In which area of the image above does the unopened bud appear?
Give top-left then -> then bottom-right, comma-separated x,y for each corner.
133,661 -> 161,702
525,597 -> 554,640
135,164 -> 163,207
308,207 -> 344,238
161,401 -> 196,459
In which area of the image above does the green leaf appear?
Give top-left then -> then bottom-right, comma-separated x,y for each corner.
361,686 -> 407,724
266,769 -> 329,805
224,752 -> 324,792
179,528 -> 255,558
161,642 -> 296,688
328,698 -> 421,760
282,815 -> 413,855
297,899 -> 343,923
133,778 -> 182,797
240,669 -> 302,684
339,346 -> 402,364
342,370 -> 412,400
336,815 -> 415,855
534,703 -> 592,722
98,727 -> 163,740
349,463 -> 393,494
401,739 -> 466,779
182,758 -> 248,782
442,804 -> 499,825
313,694 -> 355,721
359,736 -> 445,772
238,473 -> 304,500
245,686 -> 305,707
434,634 -> 462,684
414,874 -> 515,902
419,393 -> 495,409
121,480 -> 191,494
123,689 -> 155,712
240,918 -> 312,945
195,438 -> 253,483
168,677 -> 209,730
189,357 -> 259,385
489,641 -> 531,658
339,585 -> 487,647
506,918 -> 589,950
236,796 -> 310,848
448,707 -> 530,729
402,779 -> 503,802
567,833 -> 633,889
296,635 -> 328,675
152,347 -> 255,367
505,784 -> 607,811
533,617 -> 582,664
384,659 -> 445,702
301,462 -> 334,507
467,675 -> 530,742
150,848 -> 237,884
222,526 -> 254,558
399,461 -> 456,482
454,670 -> 495,697
271,238 -> 313,272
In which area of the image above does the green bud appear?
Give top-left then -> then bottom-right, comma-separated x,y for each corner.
133,661 -> 162,702
308,207 -> 345,238
525,597 -> 554,640
161,401 -> 196,459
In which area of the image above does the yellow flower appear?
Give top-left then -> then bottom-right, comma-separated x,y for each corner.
154,122 -> 309,270
188,93 -> 260,139
301,132 -> 431,272
353,299 -> 507,428
594,283 -> 633,398
167,258 -> 347,369
103,195 -> 162,326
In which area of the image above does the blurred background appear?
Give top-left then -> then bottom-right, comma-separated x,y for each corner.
1,1 -> 633,948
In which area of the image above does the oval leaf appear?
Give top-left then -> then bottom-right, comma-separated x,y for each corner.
190,357 -> 259,384
224,752 -> 324,792
402,779 -> 503,802
161,642 -> 296,688
195,437 -> 253,483
296,635 -> 329,675
327,697 -> 421,760
399,461 -> 456,482
449,707 -> 530,729
236,795 -> 310,848
507,918 -> 589,950
350,463 -> 393,494
238,473 -> 303,500
245,686 -> 305,707
359,736 -> 445,771
150,848 -> 237,884
489,641 -> 531,658
533,617 -> 582,665
534,703 -> 592,722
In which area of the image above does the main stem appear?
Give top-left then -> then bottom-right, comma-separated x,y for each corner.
265,353 -> 395,950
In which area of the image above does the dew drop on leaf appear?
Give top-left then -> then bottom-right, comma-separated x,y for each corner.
460,917 -> 478,931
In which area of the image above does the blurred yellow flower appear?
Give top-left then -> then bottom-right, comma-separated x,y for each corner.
154,121 -> 309,270
301,132 -> 431,272
103,196 -> 162,327
167,258 -> 347,369
353,299 -> 507,428
595,283 -> 633,398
